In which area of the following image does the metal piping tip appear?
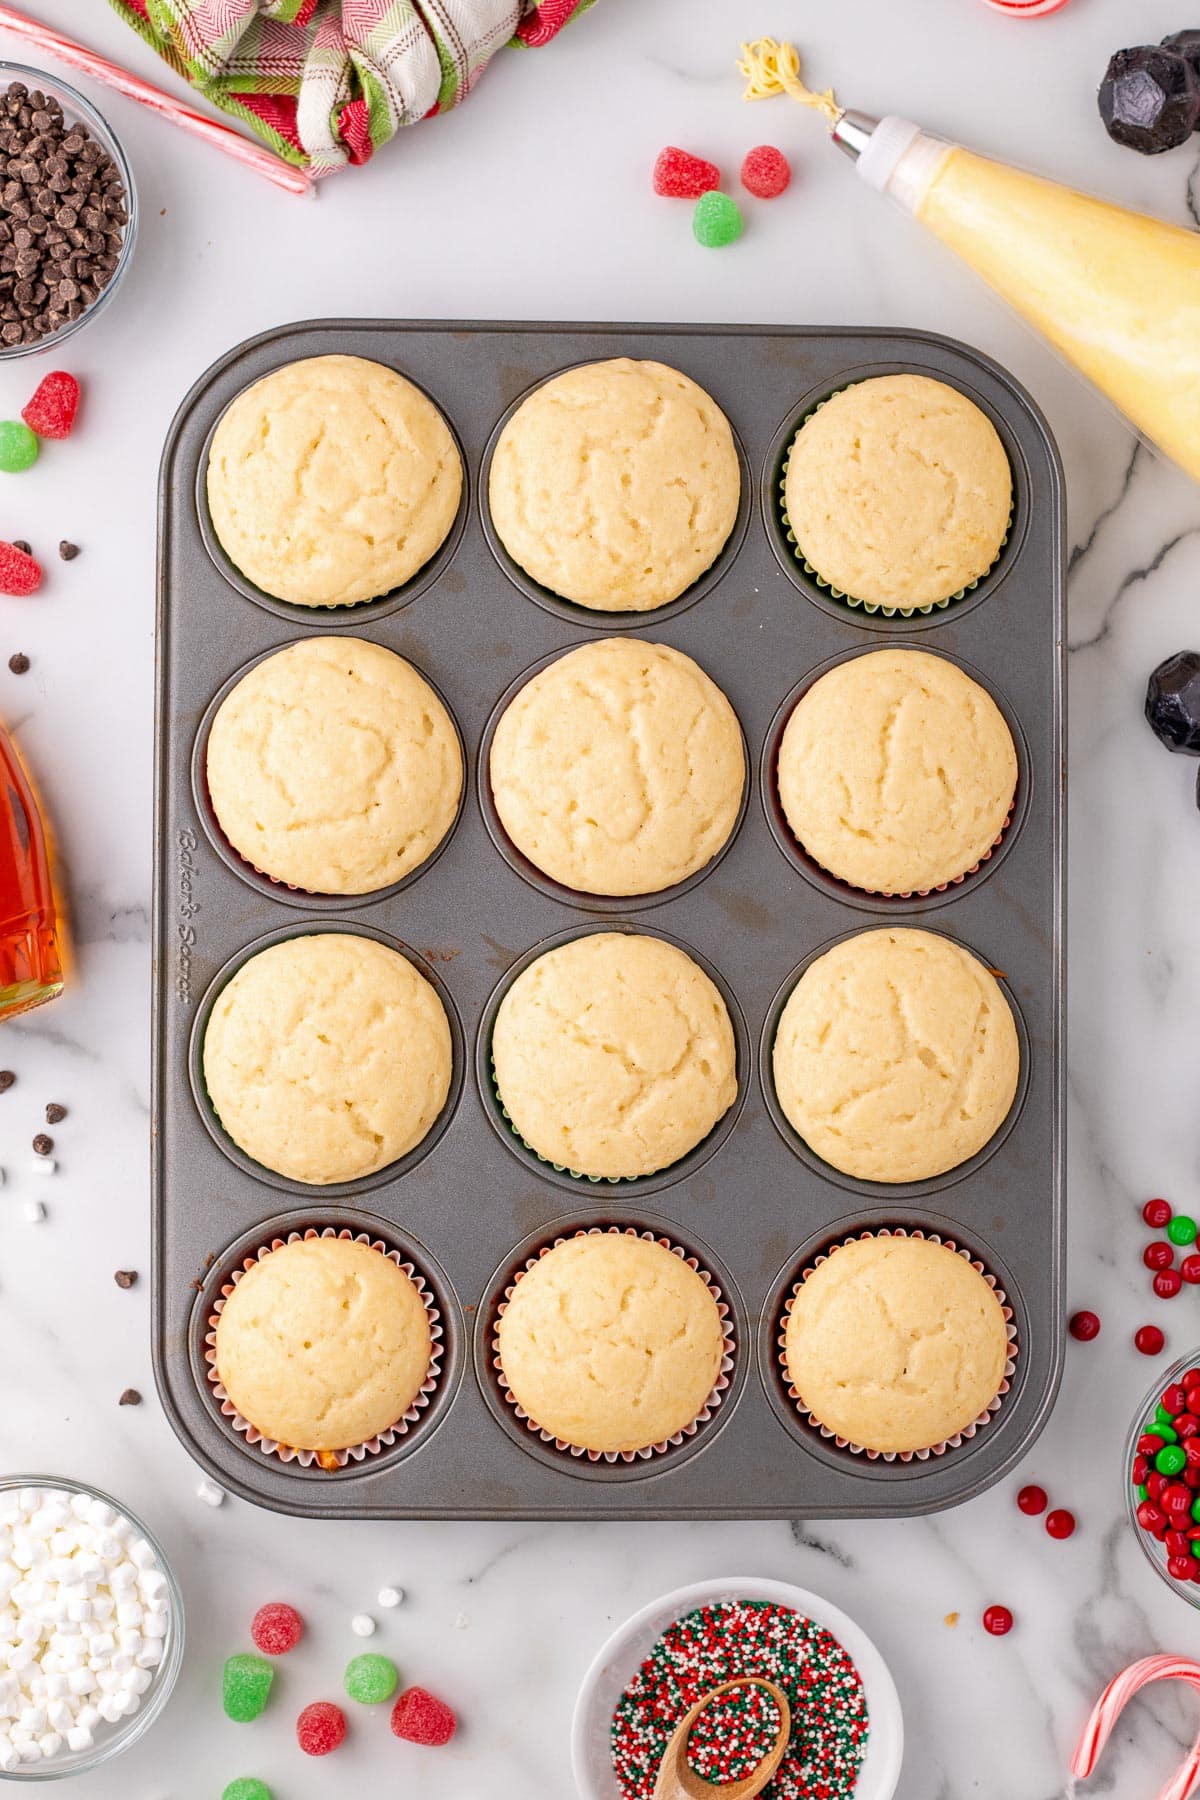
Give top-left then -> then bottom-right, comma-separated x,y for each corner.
831,109 -> 882,161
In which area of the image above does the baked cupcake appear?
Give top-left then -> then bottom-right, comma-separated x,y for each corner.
206,354 -> 462,608
214,1237 -> 433,1454
489,638 -> 745,897
783,1234 -> 1011,1455
206,637 -> 462,895
772,928 -> 1019,1183
782,374 -> 1012,611
202,933 -> 452,1184
488,358 -> 740,611
776,648 -> 1017,894
496,1233 -> 726,1454
491,932 -> 737,1181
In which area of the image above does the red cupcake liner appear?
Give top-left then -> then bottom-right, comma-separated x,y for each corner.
204,1226 -> 443,1471
777,1226 -> 1018,1462
492,1225 -> 735,1464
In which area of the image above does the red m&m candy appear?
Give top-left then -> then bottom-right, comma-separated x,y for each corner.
982,1604 -> 1013,1636
1017,1484 -> 1047,1515
1182,1256 -> 1200,1285
1069,1310 -> 1101,1342
1155,1270 -> 1184,1300
1145,1242 -> 1175,1271
1046,1509 -> 1076,1540
1136,1326 -> 1166,1356
1144,1199 -> 1173,1228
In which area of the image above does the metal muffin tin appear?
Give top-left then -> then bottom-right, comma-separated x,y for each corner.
153,320 -> 1065,1519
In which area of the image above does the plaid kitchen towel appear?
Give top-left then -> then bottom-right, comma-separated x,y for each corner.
110,0 -> 599,174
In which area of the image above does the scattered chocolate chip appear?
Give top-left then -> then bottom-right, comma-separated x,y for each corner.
44,1101 -> 65,1123
11,538 -> 29,553
113,1269 -> 137,1289
31,1132 -> 52,1155
118,1388 -> 141,1407
57,540 -> 77,561
0,1070 -> 13,1093
7,652 -> 28,674
0,81 -> 127,347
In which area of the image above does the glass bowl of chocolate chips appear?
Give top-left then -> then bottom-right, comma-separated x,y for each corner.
0,63 -> 135,359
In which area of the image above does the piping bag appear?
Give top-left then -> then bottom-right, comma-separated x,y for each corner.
740,39 -> 1200,485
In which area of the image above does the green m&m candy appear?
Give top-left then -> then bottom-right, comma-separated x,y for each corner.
222,1654 -> 274,1722
1157,1445 -> 1187,1476
0,419 -> 38,472
343,1652 -> 398,1705
1168,1214 -> 1198,1246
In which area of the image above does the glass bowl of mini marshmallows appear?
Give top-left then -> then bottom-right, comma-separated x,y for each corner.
0,1476 -> 183,1778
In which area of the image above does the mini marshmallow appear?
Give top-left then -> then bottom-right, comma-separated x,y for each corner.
95,1671 -> 121,1695
195,1479 -> 224,1508
138,1568 -> 168,1602
115,1600 -> 142,1629
0,1735 -> 15,1771
97,1694 -> 124,1725
66,1669 -> 94,1697
141,1611 -> 167,1640
21,1198 -> 45,1218
46,1699 -> 71,1733
17,1706 -> 45,1734
109,1561 -> 137,1592
89,1631 -> 115,1658
129,1539 -> 156,1571
135,1642 -> 162,1669
116,1626 -> 141,1651
65,1724 -> 93,1752
75,1704 -> 100,1730
351,1614 -> 376,1638
378,1586 -> 404,1609
38,1730 -> 63,1759
125,1668 -> 151,1696
67,1599 -> 92,1623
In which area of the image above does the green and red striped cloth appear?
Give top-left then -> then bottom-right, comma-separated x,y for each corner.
110,0 -> 598,175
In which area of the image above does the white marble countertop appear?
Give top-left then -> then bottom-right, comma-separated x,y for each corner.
4,0 -> 1200,1794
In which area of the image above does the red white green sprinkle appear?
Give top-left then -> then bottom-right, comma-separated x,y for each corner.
610,1599 -> 869,1798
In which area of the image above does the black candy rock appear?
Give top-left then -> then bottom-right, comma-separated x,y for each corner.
1146,650 -> 1200,753
1162,29 -> 1200,74
1099,45 -> 1200,153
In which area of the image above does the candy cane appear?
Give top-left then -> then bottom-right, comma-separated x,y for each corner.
1072,1656 -> 1200,1800
0,3 -> 313,196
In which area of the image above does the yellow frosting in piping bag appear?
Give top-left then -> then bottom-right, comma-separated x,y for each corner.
917,147 -> 1200,485
739,36 -> 1200,487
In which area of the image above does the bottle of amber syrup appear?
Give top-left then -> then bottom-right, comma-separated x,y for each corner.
0,722 -> 64,1020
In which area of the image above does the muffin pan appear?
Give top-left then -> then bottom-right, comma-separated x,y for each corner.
153,320 -> 1064,1519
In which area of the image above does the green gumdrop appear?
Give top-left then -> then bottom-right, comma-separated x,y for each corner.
692,191 -> 744,249
222,1782 -> 273,1800
343,1652 -> 398,1705
0,419 -> 38,473
1169,1214 -> 1198,1246
222,1654 -> 274,1723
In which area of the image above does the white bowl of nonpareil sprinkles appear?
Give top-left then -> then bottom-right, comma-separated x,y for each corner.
0,1477 -> 183,1778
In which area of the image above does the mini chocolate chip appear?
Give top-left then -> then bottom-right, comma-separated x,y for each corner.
7,653 -> 29,674
44,1102 -> 66,1123
11,539 -> 29,553
118,1388 -> 141,1407
31,1132 -> 52,1155
0,1070 -> 13,1092
114,1269 -> 137,1289
57,540 -> 77,561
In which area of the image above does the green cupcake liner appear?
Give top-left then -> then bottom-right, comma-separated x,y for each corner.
777,383 -> 1015,619
489,1052 -> 653,1186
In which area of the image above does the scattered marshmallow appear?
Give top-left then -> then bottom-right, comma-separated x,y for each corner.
0,1486 -> 170,1766
377,1586 -> 404,1609
453,1612 -> 470,1630
350,1614 -> 375,1638
195,1480 -> 224,1509
27,1157 -> 54,1177
21,1200 -> 44,1223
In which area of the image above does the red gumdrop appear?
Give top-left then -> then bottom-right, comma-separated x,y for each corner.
1046,1509 -> 1076,1540
0,540 -> 41,596
21,370 -> 79,440
1137,1500 -> 1166,1533
982,1604 -> 1013,1636
740,144 -> 792,198
296,1701 -> 346,1756
1183,1257 -> 1200,1286
1145,1242 -> 1175,1272
1169,1555 -> 1196,1581
1017,1484 -> 1047,1515
1069,1310 -> 1101,1342
1155,1269 -> 1184,1299
1136,1325 -> 1166,1356
251,1602 -> 304,1657
1165,1385 -> 1188,1414
652,146 -> 720,199
390,1686 -> 456,1748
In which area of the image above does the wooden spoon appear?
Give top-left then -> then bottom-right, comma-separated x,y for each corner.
652,1675 -> 792,1800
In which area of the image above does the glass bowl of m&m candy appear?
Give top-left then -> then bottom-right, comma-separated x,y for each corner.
1127,1353 -> 1200,1601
